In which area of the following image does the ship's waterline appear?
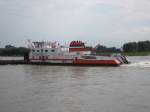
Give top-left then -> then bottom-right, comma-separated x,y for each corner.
0,56 -> 150,112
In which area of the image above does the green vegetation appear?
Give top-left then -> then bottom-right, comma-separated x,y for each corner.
122,52 -> 150,56
123,40 -> 150,52
94,40 -> 150,56
122,40 -> 150,56
0,45 -> 29,56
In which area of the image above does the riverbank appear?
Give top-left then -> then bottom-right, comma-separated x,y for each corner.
123,52 -> 150,56
0,47 -> 29,56
1,51 -> 150,58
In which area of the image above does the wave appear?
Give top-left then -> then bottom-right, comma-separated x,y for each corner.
122,61 -> 150,68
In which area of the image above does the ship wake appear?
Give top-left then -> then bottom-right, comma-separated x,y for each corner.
122,61 -> 150,68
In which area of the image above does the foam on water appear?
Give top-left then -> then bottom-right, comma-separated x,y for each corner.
122,61 -> 150,68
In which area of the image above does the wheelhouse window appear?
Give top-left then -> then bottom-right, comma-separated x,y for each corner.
37,50 -> 40,52
45,50 -> 48,52
32,50 -> 35,52
51,49 -> 55,52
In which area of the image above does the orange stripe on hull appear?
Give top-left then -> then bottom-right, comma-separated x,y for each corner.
73,59 -> 120,66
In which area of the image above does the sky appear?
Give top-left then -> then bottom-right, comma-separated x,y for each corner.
0,0 -> 150,48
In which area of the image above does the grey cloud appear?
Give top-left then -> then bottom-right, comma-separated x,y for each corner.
0,0 -> 150,47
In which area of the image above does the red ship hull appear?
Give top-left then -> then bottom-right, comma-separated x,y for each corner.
73,59 -> 120,66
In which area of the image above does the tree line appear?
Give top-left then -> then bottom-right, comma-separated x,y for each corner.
123,40 -> 150,52
0,45 -> 29,56
95,44 -> 121,53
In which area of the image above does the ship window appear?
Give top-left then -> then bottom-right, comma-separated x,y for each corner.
32,50 -> 35,52
45,50 -> 48,52
51,49 -> 55,52
37,50 -> 40,52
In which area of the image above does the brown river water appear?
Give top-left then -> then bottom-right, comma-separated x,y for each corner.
0,56 -> 150,112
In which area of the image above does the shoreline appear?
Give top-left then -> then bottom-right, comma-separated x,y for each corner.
123,52 -> 150,56
1,52 -> 150,57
